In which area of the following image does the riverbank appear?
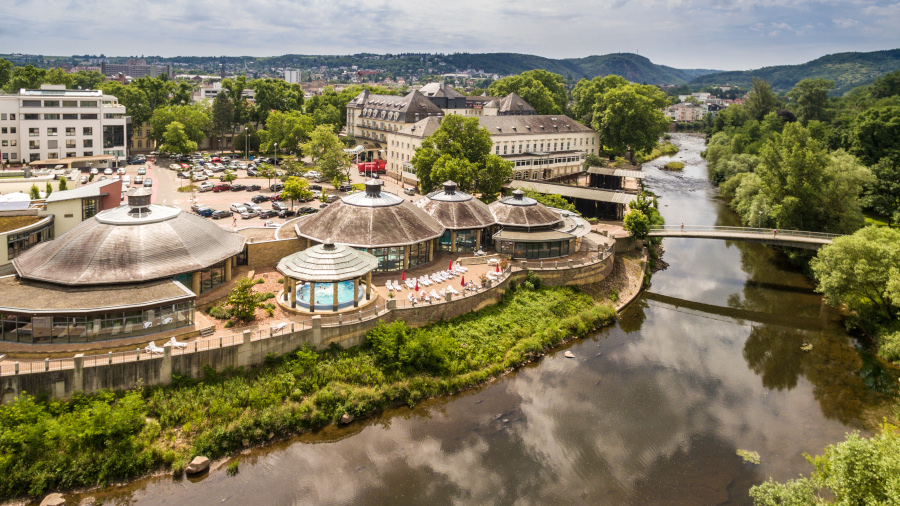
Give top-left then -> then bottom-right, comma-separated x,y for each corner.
0,263 -> 650,503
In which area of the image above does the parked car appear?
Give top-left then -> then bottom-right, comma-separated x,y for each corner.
309,184 -> 322,191
98,176 -> 107,181
248,204 -> 263,215
326,194 -> 339,203
270,183 -> 284,192
90,168 -> 99,175
191,203 -> 206,212
204,169 -> 215,177
246,168 -> 258,177
196,206 -> 214,217
143,178 -> 153,187
198,181 -> 215,192
230,203 -> 248,213
276,209 -> 296,218
193,174 -> 209,181
176,171 -> 190,179
306,171 -> 321,180
212,183 -> 231,192
137,167 -> 146,175
240,210 -> 256,219
122,175 -> 130,184
258,209 -> 278,219
134,175 -> 143,184
117,167 -> 126,176
404,187 -> 416,195
230,184 -> 247,191
79,175 -> 88,184
271,202 -> 288,212
251,195 -> 270,204
298,207 -> 318,215
245,184 -> 261,191
104,168 -> 113,175
211,209 -> 232,219
269,194 -> 285,202
338,183 -> 353,192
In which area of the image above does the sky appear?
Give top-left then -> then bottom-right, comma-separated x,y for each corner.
1,0 -> 899,70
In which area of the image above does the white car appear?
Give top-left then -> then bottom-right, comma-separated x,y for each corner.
240,210 -> 256,219
198,182 -> 215,192
193,174 -> 209,181
104,168 -> 113,175
118,168 -> 126,175
230,203 -> 247,213
90,168 -> 99,175
122,175 -> 131,184
306,171 -> 321,179
204,169 -> 214,177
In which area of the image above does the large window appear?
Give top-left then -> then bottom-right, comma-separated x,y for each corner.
29,128 -> 39,137
1,302 -> 195,343
83,126 -> 93,136
370,246 -> 404,272
438,230 -> 453,252
456,229 -> 476,252
199,260 -> 227,293
103,124 -> 124,148
83,139 -> 93,148
44,101 -> 60,107
82,197 -> 98,220
66,127 -> 76,136
408,241 -> 429,268
80,101 -> 97,108
7,220 -> 53,260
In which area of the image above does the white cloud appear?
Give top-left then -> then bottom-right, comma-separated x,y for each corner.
833,17 -> 860,27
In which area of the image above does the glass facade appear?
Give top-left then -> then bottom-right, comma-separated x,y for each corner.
370,246 -> 404,272
408,241 -> 429,268
456,230 -> 476,252
7,219 -> 53,260
499,239 -> 572,260
198,260 -> 227,293
0,302 -> 194,343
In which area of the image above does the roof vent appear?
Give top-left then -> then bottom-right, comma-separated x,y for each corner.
323,242 -> 336,251
364,178 -> 383,197
126,187 -> 152,217
442,180 -> 457,194
512,189 -> 525,200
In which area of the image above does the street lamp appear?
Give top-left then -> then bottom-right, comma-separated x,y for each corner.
273,143 -> 278,166
758,210 -> 763,229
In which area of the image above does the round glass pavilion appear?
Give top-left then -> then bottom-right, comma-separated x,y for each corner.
276,243 -> 379,313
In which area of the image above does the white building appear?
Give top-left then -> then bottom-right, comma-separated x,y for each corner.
284,69 -> 300,84
0,84 -> 128,166
196,82 -> 255,103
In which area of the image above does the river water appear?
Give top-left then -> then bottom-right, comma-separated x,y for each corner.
83,134 -> 896,505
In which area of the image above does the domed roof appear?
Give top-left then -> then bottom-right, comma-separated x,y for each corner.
277,243 -> 378,282
13,193 -> 246,286
416,181 -> 495,230
489,189 -> 563,229
297,180 -> 444,248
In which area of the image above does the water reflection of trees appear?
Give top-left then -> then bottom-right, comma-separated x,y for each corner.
618,298 -> 648,334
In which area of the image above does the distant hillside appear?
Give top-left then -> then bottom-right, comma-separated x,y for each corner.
690,48 -> 900,95
442,52 -> 720,84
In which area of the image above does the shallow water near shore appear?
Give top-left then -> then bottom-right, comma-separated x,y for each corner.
71,133 -> 897,505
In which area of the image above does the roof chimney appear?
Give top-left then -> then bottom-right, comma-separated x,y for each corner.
512,189 -> 525,200
364,178 -> 383,197
126,187 -> 153,216
442,180 -> 457,194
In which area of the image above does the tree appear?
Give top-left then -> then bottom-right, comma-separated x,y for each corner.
149,104 -> 211,146
411,115 -> 496,194
227,276 -> 261,321
211,93 -> 235,149
58,177 -> 67,191
864,157 -> 900,226
170,82 -> 194,106
44,181 -> 53,197
488,70 -> 568,115
811,226 -> 900,323
4,65 -> 47,93
249,79 -> 304,126
591,83 -> 671,162
29,184 -> 40,200
431,155 -> 478,191
159,121 -> 198,156
280,176 -> 313,208
850,106 -> 900,165
0,58 -> 11,90
523,190 -> 577,213
221,171 -> 237,184
476,155 -> 513,203
750,428 -> 900,505
301,125 -> 349,186
256,164 -> 277,189
745,77 -> 778,121
787,78 -> 834,124
98,81 -> 152,126
259,110 -> 314,155
871,69 -> 900,99
234,125 -> 261,154
623,209 -> 650,240
70,70 -> 104,91
130,76 -> 173,112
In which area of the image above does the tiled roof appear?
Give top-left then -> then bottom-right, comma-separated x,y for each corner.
277,243 -> 378,282
418,82 -> 466,99
476,115 -> 594,135
416,181 -> 496,230
497,92 -> 536,114
489,190 -> 563,229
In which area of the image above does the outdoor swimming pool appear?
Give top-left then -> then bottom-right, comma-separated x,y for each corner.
296,280 -> 365,310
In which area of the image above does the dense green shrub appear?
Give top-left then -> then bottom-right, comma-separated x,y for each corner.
663,161 -> 684,170
207,305 -> 232,320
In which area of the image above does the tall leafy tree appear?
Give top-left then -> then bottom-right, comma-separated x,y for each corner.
864,157 -> 900,227
149,103 -> 211,146
259,110 -> 314,155
745,77 -> 778,121
870,69 -> 900,99
98,81 -> 152,126
787,78 -> 835,124
4,65 -> 47,92
0,58 -> 11,89
249,79 -> 304,126
280,176 -> 313,208
850,106 -> 900,165
170,82 -> 194,106
211,93 -> 235,149
131,76 -> 173,112
70,70 -> 105,90
159,121 -> 198,155
301,125 -> 349,186
412,115 -> 490,193
591,83 -> 670,161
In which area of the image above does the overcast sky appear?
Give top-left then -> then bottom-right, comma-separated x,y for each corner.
1,0 -> 898,70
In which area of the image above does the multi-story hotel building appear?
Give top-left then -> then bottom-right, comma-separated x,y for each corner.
346,84 -> 600,184
0,85 -> 128,166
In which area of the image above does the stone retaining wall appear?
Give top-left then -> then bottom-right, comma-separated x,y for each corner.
246,238 -> 302,268
0,253 -> 615,404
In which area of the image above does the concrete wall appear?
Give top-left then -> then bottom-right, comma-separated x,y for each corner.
0,253 -> 615,403
246,238 -> 303,268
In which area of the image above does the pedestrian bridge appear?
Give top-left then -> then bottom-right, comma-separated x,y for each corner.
648,226 -> 840,250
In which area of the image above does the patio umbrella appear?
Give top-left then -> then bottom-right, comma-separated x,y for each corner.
401,270 -> 406,281
496,263 -> 501,273
415,279 -> 419,291
461,276 -> 465,286
448,260 -> 453,271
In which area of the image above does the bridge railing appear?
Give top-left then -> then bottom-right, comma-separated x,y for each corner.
648,225 -> 841,240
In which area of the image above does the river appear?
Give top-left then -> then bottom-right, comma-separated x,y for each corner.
79,133 -> 896,505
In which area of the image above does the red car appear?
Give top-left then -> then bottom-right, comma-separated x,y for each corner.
269,193 -> 285,201
212,183 -> 232,192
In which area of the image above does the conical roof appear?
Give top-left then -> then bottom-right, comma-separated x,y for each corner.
416,181 -> 496,230
14,202 -> 246,286
488,189 -> 563,229
277,243 -> 378,282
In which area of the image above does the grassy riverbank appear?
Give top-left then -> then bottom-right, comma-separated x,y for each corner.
0,276 -> 616,500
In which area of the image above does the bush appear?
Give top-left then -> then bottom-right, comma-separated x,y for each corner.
663,161 -> 685,170
227,277 -> 261,321
277,278 -> 284,284
224,321 -> 235,328
208,305 -> 233,320
257,292 -> 275,301
255,278 -> 265,285
227,460 -> 239,476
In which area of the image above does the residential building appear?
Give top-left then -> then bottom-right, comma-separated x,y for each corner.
345,89 -> 445,155
284,69 -> 300,84
129,121 -> 153,152
0,84 -> 128,166
665,102 -> 704,122
196,82 -> 255,103
100,62 -> 171,78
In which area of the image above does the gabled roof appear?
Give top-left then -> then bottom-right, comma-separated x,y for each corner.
497,92 -> 536,114
418,82 -> 465,99
45,179 -> 119,203
396,116 -> 442,139
476,115 -> 594,135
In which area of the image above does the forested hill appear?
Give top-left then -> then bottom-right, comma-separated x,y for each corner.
440,52 -> 719,84
689,48 -> 900,95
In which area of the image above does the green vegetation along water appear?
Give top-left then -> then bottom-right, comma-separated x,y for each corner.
49,133 -> 897,505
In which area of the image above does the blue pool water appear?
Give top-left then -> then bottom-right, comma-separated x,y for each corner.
296,280 -> 365,310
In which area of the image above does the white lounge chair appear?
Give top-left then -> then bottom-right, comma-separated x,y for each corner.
430,289 -> 440,300
145,341 -> 164,355
393,280 -> 403,291
420,290 -> 430,302
439,288 -> 447,296
164,337 -> 188,349
447,286 -> 460,295
271,322 -> 288,333
406,279 -> 416,289
143,321 -> 153,329
408,292 -> 416,304
386,280 -> 393,290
